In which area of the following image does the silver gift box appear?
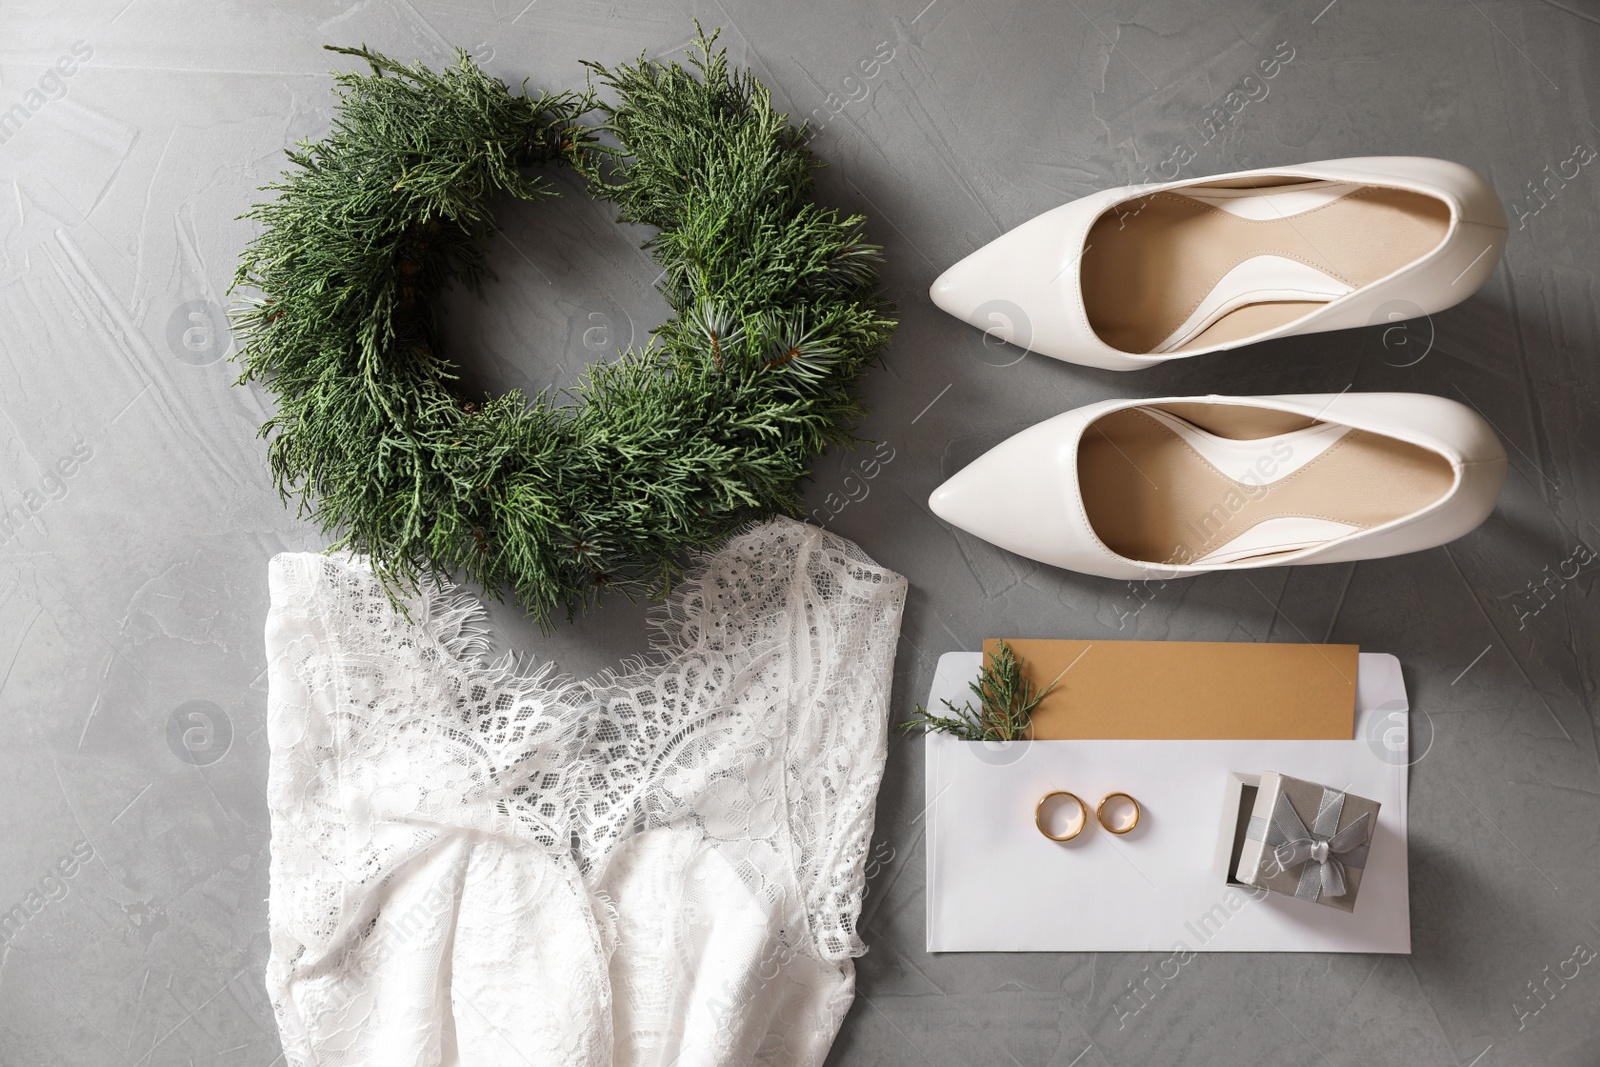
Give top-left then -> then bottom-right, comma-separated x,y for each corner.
1235,771 -> 1380,913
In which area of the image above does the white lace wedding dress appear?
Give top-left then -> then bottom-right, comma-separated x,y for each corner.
263,518 -> 907,1067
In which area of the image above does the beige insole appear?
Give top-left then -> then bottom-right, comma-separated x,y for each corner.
1081,184 -> 1451,354
1077,404 -> 1456,566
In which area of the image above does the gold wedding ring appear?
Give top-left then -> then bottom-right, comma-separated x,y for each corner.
1035,790 -> 1088,841
1097,791 -> 1141,834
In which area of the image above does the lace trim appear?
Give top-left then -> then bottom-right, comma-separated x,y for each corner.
268,517 -> 906,966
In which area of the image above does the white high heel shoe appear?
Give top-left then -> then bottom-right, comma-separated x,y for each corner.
928,392 -> 1506,579
930,157 -> 1508,370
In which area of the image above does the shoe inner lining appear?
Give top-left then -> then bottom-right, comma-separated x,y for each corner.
1076,403 -> 1456,566
1079,182 -> 1451,354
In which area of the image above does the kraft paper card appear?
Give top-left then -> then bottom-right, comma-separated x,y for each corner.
983,638 -> 1358,740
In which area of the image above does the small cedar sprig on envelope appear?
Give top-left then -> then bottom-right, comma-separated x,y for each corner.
897,640 -> 1057,741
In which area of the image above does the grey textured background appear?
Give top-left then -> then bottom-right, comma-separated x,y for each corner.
1,0 -> 1597,1064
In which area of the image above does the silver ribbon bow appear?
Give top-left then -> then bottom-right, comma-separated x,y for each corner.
1259,787 -> 1371,901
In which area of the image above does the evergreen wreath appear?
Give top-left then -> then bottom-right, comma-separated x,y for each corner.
231,32 -> 894,623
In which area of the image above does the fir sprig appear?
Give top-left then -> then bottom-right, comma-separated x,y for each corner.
230,31 -> 894,624
897,641 -> 1058,742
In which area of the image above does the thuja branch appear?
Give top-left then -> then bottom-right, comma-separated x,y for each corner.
896,640 -> 1058,742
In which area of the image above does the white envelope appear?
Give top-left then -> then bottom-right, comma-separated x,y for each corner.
924,652 -> 1411,953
